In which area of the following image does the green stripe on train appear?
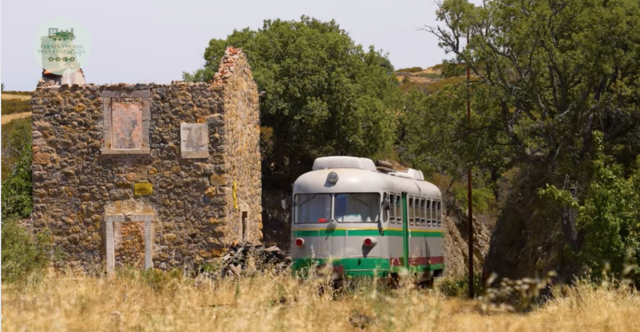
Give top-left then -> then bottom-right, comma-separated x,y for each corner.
292,258 -> 444,277
292,229 -> 444,237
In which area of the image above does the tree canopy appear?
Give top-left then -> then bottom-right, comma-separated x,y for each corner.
421,0 -> 640,281
185,16 -> 401,185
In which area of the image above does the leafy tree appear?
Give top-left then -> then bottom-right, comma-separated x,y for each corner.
1,215 -> 51,283
540,132 -> 640,285
425,0 -> 640,277
401,77 -> 511,216
185,17 -> 401,183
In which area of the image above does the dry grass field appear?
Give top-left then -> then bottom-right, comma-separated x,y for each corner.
1,112 -> 31,125
2,270 -> 639,332
1,93 -> 30,101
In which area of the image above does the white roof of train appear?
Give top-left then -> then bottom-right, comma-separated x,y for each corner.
294,156 -> 441,198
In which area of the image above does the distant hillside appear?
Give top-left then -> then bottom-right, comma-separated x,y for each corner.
395,65 -> 469,94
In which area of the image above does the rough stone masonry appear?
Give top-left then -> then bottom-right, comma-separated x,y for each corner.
29,47 -> 262,272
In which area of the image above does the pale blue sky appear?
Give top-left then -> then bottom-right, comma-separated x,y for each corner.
1,0 -> 480,91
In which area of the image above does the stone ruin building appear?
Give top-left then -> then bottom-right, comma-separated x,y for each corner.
29,47 -> 262,272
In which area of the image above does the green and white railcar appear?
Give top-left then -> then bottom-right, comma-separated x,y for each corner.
292,156 -> 445,283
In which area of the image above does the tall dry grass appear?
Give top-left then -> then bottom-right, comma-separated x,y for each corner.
2,269 -> 639,332
1,94 -> 31,101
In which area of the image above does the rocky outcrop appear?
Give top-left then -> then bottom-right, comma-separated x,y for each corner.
482,165 -> 571,283
443,202 -> 492,278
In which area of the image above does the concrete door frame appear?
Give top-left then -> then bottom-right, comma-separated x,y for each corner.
105,213 -> 154,274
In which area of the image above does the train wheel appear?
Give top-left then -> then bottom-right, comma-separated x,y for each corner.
389,273 -> 400,288
418,278 -> 435,289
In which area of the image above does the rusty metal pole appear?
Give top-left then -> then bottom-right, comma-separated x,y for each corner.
467,30 -> 474,299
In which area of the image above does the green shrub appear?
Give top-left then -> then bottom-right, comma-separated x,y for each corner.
0,114 -> 44,284
1,117 -> 32,181
1,118 -> 33,217
438,274 -> 482,297
1,215 -> 51,283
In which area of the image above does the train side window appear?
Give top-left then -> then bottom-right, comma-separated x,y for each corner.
431,201 -> 438,227
382,193 -> 389,222
425,199 -> 430,227
396,194 -> 402,223
428,199 -> 434,227
392,194 -> 398,223
389,194 -> 395,223
436,200 -> 442,227
408,197 -> 414,226
420,198 -> 426,226
414,198 -> 420,226
412,197 -> 418,226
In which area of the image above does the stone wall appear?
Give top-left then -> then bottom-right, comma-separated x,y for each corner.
29,47 -> 262,272
212,47 -> 262,245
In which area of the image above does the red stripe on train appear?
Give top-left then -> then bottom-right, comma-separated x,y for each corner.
389,256 -> 444,266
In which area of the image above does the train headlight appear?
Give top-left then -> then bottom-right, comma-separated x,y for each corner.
327,172 -> 339,184
363,237 -> 377,247
295,238 -> 305,247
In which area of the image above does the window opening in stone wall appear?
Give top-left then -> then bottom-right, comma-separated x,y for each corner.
101,92 -> 151,155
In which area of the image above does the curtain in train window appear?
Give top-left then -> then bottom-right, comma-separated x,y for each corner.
334,193 -> 380,222
436,200 -> 442,226
295,194 -> 331,223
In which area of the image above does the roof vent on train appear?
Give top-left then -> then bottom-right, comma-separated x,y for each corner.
312,156 -> 377,172
373,160 -> 425,181
391,168 -> 425,181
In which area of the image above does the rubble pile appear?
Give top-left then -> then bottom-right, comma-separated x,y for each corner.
217,242 -> 291,278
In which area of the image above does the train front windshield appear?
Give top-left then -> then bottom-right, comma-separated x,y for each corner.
295,193 -> 380,223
